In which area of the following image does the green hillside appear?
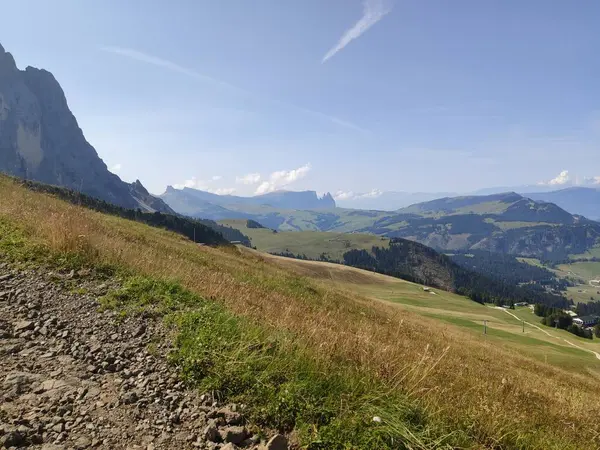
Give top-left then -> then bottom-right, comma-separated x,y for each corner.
181,191 -> 600,261
219,219 -> 390,260
518,243 -> 600,304
221,219 -> 571,308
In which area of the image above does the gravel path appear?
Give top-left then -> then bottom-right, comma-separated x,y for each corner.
0,264 -> 287,450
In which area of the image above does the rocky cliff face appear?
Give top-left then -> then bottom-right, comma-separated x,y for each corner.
0,43 -> 173,213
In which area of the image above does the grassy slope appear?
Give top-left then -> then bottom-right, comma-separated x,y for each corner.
494,221 -> 558,230
557,261 -> 600,281
219,219 -> 390,260
400,199 -> 511,216
217,206 -> 390,233
260,253 -> 600,370
2,175 -> 600,448
556,261 -> 600,303
570,245 -> 600,259
519,248 -> 600,303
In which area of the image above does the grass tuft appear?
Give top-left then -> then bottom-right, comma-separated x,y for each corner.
102,276 -> 460,449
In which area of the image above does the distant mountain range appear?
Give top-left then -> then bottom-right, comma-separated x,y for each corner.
337,186 -> 600,220
0,42 -> 172,214
335,191 -> 456,210
523,187 -> 600,221
375,192 -> 600,260
160,186 -> 335,215
171,187 -> 600,260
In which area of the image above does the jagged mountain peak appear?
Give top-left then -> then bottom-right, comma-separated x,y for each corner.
0,44 -> 17,73
161,187 -> 336,214
0,42 -> 172,214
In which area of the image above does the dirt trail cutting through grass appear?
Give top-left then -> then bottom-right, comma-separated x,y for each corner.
0,264 -> 287,449
497,307 -> 600,361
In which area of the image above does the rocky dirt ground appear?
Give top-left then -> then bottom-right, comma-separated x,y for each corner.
0,263 -> 288,450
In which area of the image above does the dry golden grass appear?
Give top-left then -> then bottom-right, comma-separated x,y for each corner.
1,176 -> 599,448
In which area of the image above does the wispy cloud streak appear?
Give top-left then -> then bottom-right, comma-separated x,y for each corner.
100,46 -> 242,92
100,46 -> 367,133
322,0 -> 393,63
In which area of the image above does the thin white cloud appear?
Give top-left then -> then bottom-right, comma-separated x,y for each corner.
255,182 -> 272,195
172,176 -> 235,195
101,46 -> 367,133
334,190 -> 356,201
255,163 -> 312,195
360,189 -> 383,199
334,189 -> 383,200
322,0 -> 393,63
538,170 -> 571,186
100,46 -> 240,92
583,176 -> 600,186
539,170 -> 600,187
236,173 -> 262,185
110,163 -> 122,173
173,177 -> 204,190
549,170 -> 571,185
212,175 -> 223,181
292,106 -> 370,134
211,187 -> 236,195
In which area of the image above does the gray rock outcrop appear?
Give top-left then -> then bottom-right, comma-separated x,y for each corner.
0,42 -> 173,213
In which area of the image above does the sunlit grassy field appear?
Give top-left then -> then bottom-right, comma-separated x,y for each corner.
557,261 -> 600,282
219,218 -> 390,260
261,253 -> 600,372
518,256 -> 600,303
2,175 -> 600,449
570,245 -> 600,260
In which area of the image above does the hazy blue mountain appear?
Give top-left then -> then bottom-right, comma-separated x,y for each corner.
335,191 -> 457,211
524,187 -> 600,221
160,186 -> 336,215
362,192 -> 599,260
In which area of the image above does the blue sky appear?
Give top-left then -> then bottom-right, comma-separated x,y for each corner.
3,0 -> 600,200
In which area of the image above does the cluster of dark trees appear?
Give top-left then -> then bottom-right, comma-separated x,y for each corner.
343,242 -> 456,288
575,300 -> 600,317
501,225 -> 600,261
450,250 -> 569,291
246,219 -> 266,229
271,251 -> 310,260
375,214 -> 497,243
19,179 -> 251,246
534,304 -> 593,339
270,251 -> 335,262
345,241 -> 569,309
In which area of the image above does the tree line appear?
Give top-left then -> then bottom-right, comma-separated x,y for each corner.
575,300 -> 600,317
17,179 -> 251,246
344,240 -> 569,309
450,250 -> 569,292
